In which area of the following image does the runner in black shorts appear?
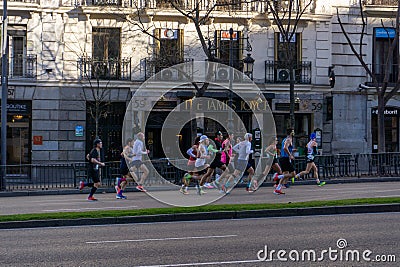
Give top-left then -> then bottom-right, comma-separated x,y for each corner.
273,129 -> 296,195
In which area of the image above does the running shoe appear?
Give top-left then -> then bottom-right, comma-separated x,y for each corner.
116,194 -> 127,199
79,181 -> 84,191
291,177 -> 295,184
199,188 -> 206,195
179,188 -> 189,195
318,181 -> 326,187
273,189 -> 285,195
204,183 -> 214,189
136,185 -> 147,192
87,196 -> 98,201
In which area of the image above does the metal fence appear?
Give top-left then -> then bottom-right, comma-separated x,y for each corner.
2,153 -> 400,191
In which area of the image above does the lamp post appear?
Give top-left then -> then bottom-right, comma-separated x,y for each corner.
227,28 -> 234,134
243,53 -> 255,80
1,0 -> 8,190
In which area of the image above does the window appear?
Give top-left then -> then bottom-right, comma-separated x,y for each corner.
373,27 -> 398,84
154,28 -> 184,71
274,32 -> 302,82
215,30 -> 243,70
8,25 -> 27,77
92,27 -> 121,79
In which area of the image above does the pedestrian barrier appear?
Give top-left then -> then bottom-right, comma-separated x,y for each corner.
2,152 -> 400,191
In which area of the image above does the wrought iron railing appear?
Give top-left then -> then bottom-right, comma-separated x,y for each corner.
365,63 -> 399,86
141,57 -> 194,80
0,55 -> 37,79
3,153 -> 400,191
77,57 -> 131,80
265,60 -> 312,84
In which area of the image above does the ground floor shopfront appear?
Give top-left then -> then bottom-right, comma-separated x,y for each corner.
1,83 -> 334,172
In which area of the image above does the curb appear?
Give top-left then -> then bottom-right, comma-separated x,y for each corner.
1,203 -> 399,229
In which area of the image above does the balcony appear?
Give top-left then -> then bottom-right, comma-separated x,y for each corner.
77,57 -> 131,81
141,57 -> 194,80
365,63 -> 399,86
265,60 -> 311,84
0,55 -> 37,79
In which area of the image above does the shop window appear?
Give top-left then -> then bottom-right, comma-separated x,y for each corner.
371,107 -> 399,152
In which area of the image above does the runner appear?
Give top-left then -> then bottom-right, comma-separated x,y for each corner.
195,135 -> 210,195
294,132 -> 326,186
79,139 -> 105,201
274,129 -> 297,195
180,136 -> 201,195
258,137 -> 283,191
222,133 -> 253,194
202,131 -> 226,189
130,132 -> 150,192
116,138 -> 138,199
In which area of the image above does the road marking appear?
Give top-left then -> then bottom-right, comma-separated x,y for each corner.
42,206 -> 138,212
135,259 -> 261,266
86,234 -> 237,244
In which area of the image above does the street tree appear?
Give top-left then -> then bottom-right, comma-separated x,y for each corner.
266,0 -> 314,129
336,0 -> 400,152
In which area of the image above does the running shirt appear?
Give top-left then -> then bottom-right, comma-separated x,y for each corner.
233,140 -> 253,161
280,137 -> 293,158
307,141 -> 317,160
195,144 -> 208,168
132,139 -> 147,161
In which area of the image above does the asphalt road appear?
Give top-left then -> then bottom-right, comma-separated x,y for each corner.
0,213 -> 398,266
1,182 -> 400,215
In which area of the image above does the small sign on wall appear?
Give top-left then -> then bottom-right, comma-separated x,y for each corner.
33,136 -> 43,145
75,125 -> 84,137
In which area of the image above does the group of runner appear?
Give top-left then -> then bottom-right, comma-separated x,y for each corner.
267,128 -> 326,195
180,131 -> 257,195
80,128 -> 325,200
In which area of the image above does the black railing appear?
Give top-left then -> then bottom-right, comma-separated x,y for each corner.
365,63 -> 399,86
77,57 -> 131,80
141,57 -> 194,80
0,55 -> 37,79
265,60 -> 312,84
3,153 -> 400,191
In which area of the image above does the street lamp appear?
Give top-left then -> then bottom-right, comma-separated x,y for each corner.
243,53 -> 255,79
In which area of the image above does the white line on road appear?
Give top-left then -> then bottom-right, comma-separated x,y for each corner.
135,259 -> 262,266
42,206 -> 138,212
86,234 -> 237,244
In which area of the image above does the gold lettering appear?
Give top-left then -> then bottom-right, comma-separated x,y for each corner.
185,100 -> 192,110
217,101 -> 225,111
208,100 -> 216,110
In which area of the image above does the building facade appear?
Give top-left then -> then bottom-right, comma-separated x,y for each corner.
0,0 -> 399,170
